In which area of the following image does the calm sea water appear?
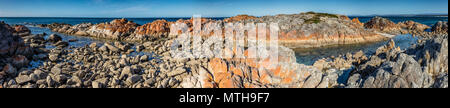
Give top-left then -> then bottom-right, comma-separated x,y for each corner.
0,16 -> 447,65
296,16 -> 448,65
0,17 -> 226,25
349,16 -> 448,27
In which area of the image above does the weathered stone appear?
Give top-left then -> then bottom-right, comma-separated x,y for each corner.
49,53 -> 59,62
126,75 -> 142,85
3,64 -> 17,75
51,67 -> 62,75
47,34 -> 62,43
16,75 -> 31,84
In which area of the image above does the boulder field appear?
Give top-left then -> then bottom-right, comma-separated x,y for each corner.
39,12 -> 398,48
40,13 -> 440,48
1,12 -> 448,88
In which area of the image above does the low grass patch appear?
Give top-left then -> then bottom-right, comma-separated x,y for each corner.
304,11 -> 339,24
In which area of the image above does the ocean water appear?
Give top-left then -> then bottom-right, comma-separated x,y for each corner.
349,16 -> 448,27
0,16 -> 447,65
0,17 -> 226,25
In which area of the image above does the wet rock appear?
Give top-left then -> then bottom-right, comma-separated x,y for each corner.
3,64 -> 17,76
54,41 -> 69,48
1,21 -> 32,57
12,55 -> 29,69
68,39 -> 78,42
47,34 -> 62,43
13,25 -> 31,37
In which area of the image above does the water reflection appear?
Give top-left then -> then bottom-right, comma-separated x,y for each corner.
294,34 -> 419,65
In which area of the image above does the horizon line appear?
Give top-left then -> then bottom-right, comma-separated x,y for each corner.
1,12 -> 448,18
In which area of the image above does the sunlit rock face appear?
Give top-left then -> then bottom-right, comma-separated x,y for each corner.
397,20 -> 430,32
181,45 -> 336,88
87,19 -> 139,41
223,15 -> 258,23
135,19 -> 171,38
352,18 -> 364,27
253,13 -> 386,48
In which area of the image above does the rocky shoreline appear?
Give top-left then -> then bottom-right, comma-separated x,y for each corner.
0,13 -> 448,88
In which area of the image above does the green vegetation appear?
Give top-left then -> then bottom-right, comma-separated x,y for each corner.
304,11 -> 339,24
305,17 -> 322,24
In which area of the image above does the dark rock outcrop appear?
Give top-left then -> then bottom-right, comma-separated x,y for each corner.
12,25 -> 31,37
0,22 -> 34,79
364,16 -> 401,33
431,21 -> 448,34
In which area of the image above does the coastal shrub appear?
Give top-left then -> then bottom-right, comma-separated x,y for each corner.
305,11 -> 338,18
304,11 -> 339,24
305,17 -> 322,24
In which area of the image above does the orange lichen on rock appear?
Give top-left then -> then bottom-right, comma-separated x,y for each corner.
135,19 -> 170,37
96,19 -> 138,33
340,16 -> 351,20
207,58 -> 236,88
199,45 -> 321,88
352,18 -> 364,26
224,15 -> 258,23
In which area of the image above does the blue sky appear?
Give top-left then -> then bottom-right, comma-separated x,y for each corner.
0,0 -> 448,17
